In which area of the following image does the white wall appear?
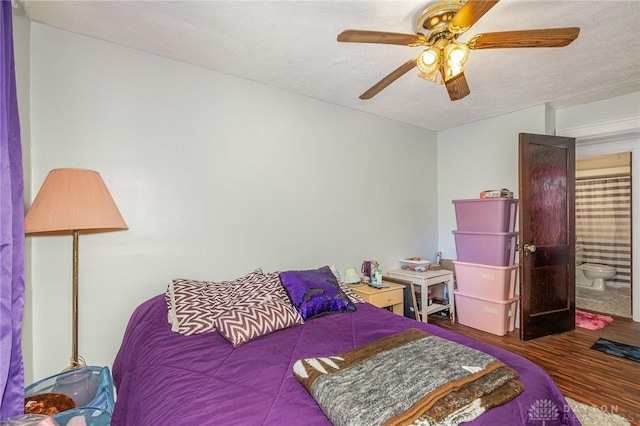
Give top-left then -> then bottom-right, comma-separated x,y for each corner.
556,92 -> 640,135
26,23 -> 438,379
436,106 -> 547,259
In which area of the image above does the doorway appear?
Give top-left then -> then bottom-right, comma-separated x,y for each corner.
572,135 -> 640,322
575,152 -> 632,317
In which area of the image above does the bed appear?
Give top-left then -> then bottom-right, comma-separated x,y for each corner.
111,268 -> 579,425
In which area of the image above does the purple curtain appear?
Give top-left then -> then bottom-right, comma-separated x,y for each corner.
0,1 -> 25,419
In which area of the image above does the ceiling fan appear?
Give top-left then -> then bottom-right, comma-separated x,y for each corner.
337,0 -> 579,101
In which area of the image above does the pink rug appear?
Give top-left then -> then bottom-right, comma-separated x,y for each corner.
576,310 -> 613,330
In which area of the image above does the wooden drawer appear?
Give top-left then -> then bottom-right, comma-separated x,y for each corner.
366,288 -> 403,308
350,283 -> 404,317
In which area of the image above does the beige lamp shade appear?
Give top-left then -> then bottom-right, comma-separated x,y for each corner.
25,168 -> 128,235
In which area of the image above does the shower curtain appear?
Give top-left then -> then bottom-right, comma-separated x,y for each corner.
0,2 -> 25,419
575,176 -> 632,285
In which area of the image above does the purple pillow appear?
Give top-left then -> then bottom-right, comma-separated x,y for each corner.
279,266 -> 357,320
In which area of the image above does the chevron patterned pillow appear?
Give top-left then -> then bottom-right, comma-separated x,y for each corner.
169,268 -> 266,336
214,298 -> 304,347
168,269 -> 305,336
339,282 -> 365,304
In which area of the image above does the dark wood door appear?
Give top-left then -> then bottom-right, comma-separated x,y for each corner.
518,133 -> 576,340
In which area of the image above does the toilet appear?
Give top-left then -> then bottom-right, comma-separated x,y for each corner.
576,263 -> 616,291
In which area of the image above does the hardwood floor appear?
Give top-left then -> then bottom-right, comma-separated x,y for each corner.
430,311 -> 640,425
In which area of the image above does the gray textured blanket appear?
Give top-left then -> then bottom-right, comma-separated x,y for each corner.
293,329 -> 523,426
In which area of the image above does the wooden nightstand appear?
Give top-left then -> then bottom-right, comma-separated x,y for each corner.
350,282 -> 404,316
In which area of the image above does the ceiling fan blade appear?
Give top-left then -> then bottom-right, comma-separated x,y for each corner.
337,30 -> 426,46
469,27 -> 580,49
445,73 -> 470,101
359,60 -> 417,100
449,0 -> 500,35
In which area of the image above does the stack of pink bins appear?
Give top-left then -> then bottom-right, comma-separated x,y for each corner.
452,198 -> 519,336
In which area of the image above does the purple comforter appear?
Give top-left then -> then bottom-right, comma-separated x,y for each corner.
112,296 -> 579,425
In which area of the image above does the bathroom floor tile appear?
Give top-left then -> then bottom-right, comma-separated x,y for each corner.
576,284 -> 631,318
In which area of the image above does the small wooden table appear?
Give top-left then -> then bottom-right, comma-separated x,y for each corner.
387,269 -> 455,323
350,282 -> 404,316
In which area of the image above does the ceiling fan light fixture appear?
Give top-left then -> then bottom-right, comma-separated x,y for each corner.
417,47 -> 440,68
444,42 -> 469,66
416,48 -> 441,82
418,48 -> 439,66
418,71 -> 439,83
442,61 -> 465,82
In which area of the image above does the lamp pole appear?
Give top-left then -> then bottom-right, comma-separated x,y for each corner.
71,229 -> 80,369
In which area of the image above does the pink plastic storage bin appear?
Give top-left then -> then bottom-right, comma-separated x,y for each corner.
452,198 -> 518,232
453,261 -> 518,300
454,291 -> 518,336
453,230 -> 518,266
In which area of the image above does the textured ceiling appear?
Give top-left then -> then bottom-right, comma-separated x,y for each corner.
15,0 -> 640,131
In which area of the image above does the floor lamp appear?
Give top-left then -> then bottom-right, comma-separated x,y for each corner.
25,168 -> 128,370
